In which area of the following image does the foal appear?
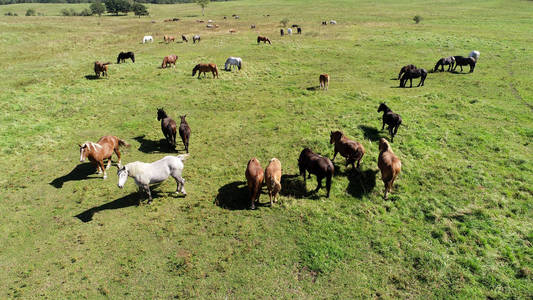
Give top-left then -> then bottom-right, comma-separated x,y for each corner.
330,131 -> 365,169
246,158 -> 264,210
79,136 -> 129,179
377,103 -> 402,143
179,115 -> 191,153
298,148 -> 334,198
157,108 -> 177,150
378,138 -> 401,199
319,74 -> 329,90
400,67 -> 427,88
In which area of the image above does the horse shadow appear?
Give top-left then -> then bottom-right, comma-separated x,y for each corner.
84,75 -> 100,80
306,86 -> 319,91
215,181 -> 250,210
50,163 -> 98,189
450,70 -> 470,75
280,174 -> 320,200
346,169 -> 378,198
359,125 -> 382,142
134,135 -> 175,153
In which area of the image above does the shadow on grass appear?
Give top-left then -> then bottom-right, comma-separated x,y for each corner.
215,181 -> 272,210
359,125 -> 382,142
84,75 -> 100,80
450,70 -> 471,74
134,135 -> 175,153
306,86 -> 319,91
346,169 -> 378,198
50,163 -> 98,189
280,174 -> 320,200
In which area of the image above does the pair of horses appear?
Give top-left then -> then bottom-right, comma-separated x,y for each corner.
245,158 -> 282,209
157,108 -> 190,153
399,65 -> 427,88
192,63 -> 219,78
117,52 -> 134,64
257,36 -> 271,44
434,54 -> 476,73
94,61 -> 111,78
161,55 -> 177,68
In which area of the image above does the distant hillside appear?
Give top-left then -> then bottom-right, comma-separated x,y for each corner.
0,0 -> 228,5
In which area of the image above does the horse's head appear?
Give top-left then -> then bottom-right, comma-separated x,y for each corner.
192,65 -> 198,76
330,131 -> 342,144
180,115 -> 187,123
117,166 -> 129,188
298,148 -> 312,176
379,138 -> 390,152
157,108 -> 166,120
378,103 -> 387,113
79,143 -> 89,162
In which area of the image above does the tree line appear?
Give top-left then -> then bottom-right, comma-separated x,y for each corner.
0,0 -> 227,5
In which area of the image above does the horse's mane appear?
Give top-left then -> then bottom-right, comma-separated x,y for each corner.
379,139 -> 392,153
82,141 -> 102,151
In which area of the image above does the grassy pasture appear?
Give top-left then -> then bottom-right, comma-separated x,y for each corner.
0,0 -> 532,298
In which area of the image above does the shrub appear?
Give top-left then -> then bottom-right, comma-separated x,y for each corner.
413,15 -> 422,24
25,8 -> 36,16
90,1 -> 106,16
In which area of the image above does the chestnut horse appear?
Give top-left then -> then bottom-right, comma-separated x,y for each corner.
378,138 -> 401,199
161,55 -> 177,69
265,158 -> 282,206
298,148 -> 334,198
319,74 -> 329,90
192,63 -> 219,78
179,115 -> 190,153
257,36 -> 271,44
94,61 -> 111,78
246,158 -> 264,210
164,35 -> 175,43
157,108 -> 177,149
79,136 -> 129,179
330,131 -> 365,169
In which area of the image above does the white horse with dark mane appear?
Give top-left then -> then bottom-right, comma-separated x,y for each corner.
117,154 -> 189,203
224,57 -> 242,71
143,35 -> 154,43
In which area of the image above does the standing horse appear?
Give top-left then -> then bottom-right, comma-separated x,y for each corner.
182,35 -> 188,43
400,67 -> 427,88
117,154 -> 189,203
330,131 -> 365,169
265,158 -> 282,206
245,158 -> 264,210
224,57 -> 242,71
164,35 -> 176,43
378,138 -> 401,199
280,29 -> 284,36
257,36 -> 271,44
319,74 -> 329,90
469,50 -> 480,61
79,136 -> 129,179
297,27 -> 302,34
94,61 -> 110,78
142,35 -> 153,43
192,63 -> 219,78
287,28 -> 292,35
193,35 -> 201,43
298,148 -> 334,198
378,103 -> 402,143
178,115 -> 190,153
116,52 -> 135,64
397,64 -> 416,80
453,56 -> 476,73
434,56 -> 455,72
157,108 -> 177,149
161,55 -> 177,69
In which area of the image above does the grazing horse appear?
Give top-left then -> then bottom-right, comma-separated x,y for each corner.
322,21 -> 327,25
193,35 -> 201,43
257,36 -> 271,44
330,131 -> 365,169
181,35 -> 188,43
453,56 -> 476,73
229,29 -> 237,33
157,108 -> 177,149
164,35 -> 175,43
117,52 -> 135,64
400,67 -> 427,88
142,35 -> 153,43
298,148 -> 334,198
378,138 -> 401,199
117,154 -> 189,203
224,57 -> 242,71
319,74 -> 329,90
161,55 -> 177,69
178,115 -> 190,153
434,56 -> 455,72
469,50 -> 480,61
280,28 -> 284,36
330,20 -> 337,24
79,136 -> 129,179
192,63 -> 219,78
245,158 -> 264,210
287,28 -> 292,35
397,64 -> 416,80
378,103 -> 402,143
265,158 -> 282,206
297,27 -> 302,34
251,24 -> 256,29
94,61 -> 110,78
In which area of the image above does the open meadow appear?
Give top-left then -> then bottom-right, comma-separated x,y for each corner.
0,0 -> 532,298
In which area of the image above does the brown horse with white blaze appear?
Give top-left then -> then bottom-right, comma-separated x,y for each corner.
79,136 -> 129,179
192,63 -> 219,78
377,138 -> 401,199
246,158 -> 264,210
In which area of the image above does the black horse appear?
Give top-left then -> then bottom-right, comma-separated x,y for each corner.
377,103 -> 402,143
453,56 -> 476,73
117,51 -> 135,64
397,64 -> 416,80
297,27 -> 302,34
434,56 -> 455,72
157,108 -> 177,150
400,67 -> 427,88
298,148 -> 334,198
280,28 -> 284,36
179,115 -> 191,153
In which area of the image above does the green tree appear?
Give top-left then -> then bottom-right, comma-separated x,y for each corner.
25,8 -> 36,16
132,2 -> 148,18
90,1 -> 106,16
196,0 -> 209,16
104,0 -> 131,16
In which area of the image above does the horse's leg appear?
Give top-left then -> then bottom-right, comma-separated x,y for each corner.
115,148 -> 122,167
144,184 -> 153,203
174,176 -> 186,195
314,176 -> 323,192
460,65 -> 463,72
98,161 -> 107,179
332,150 -> 337,162
381,120 -> 385,131
409,78 -> 413,88
106,157 -> 112,170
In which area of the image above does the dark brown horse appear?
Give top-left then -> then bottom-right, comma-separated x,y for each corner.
298,148 -> 334,198
161,55 -> 177,69
94,61 -> 111,78
257,36 -> 271,44
330,131 -> 365,169
79,136 -> 129,179
397,64 -> 416,80
434,56 -> 455,72
378,103 -> 402,143
181,35 -> 188,43
192,63 -> 219,78
245,158 -> 264,210
400,67 -> 427,88
117,52 -> 135,64
179,115 -> 190,153
453,56 -> 476,73
157,108 -> 177,149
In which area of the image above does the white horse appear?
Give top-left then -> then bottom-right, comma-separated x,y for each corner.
287,28 -> 292,35
224,57 -> 242,71
143,35 -> 154,43
193,35 -> 201,43
469,50 -> 480,61
329,20 -> 337,25
117,154 -> 189,203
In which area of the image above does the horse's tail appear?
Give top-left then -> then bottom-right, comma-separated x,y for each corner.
118,138 -> 130,148
177,153 -> 190,162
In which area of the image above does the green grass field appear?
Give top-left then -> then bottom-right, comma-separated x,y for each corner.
0,0 -> 532,298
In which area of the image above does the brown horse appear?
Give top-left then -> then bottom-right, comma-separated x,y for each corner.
319,74 -> 329,90
178,115 -> 190,153
378,138 -> 401,199
192,63 -> 219,78
298,148 -> 334,198
397,64 -> 416,80
257,36 -> 271,44
94,61 -> 111,78
246,158 -> 264,210
264,158 -> 282,206
157,108 -> 177,149
330,131 -> 365,169
161,55 -> 177,69
164,35 -> 175,43
79,136 -> 129,179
